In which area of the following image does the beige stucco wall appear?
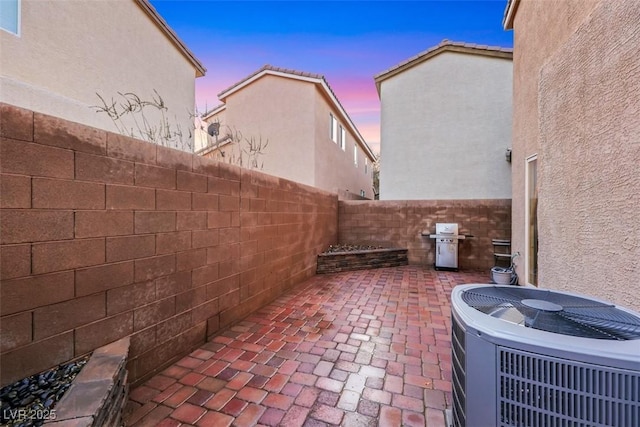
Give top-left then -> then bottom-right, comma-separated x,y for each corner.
510,0 -> 639,312
0,0 -> 197,151
203,74 -> 374,198
379,51 -> 512,200
212,75 -> 316,186
313,88 -> 374,199
509,0 -> 599,286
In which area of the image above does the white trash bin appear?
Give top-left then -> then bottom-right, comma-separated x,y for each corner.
491,267 -> 512,285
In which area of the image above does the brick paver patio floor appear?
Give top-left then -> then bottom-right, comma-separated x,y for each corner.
124,266 -> 489,426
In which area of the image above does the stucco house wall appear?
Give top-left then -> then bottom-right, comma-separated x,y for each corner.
505,0 -> 639,311
212,75 -> 316,186
376,43 -> 513,200
202,66 -> 375,199
0,0 -> 205,151
313,87 -> 374,199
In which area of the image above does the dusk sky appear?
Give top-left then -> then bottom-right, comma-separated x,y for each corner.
150,0 -> 513,153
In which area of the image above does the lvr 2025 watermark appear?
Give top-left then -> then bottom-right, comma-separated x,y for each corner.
2,408 -> 57,423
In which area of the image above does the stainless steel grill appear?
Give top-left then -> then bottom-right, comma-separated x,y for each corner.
428,223 -> 465,270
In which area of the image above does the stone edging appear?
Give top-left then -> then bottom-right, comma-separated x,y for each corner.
45,337 -> 130,426
317,248 -> 409,274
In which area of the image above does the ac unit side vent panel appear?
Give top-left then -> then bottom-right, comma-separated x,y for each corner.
452,315 -> 467,427
498,347 -> 640,427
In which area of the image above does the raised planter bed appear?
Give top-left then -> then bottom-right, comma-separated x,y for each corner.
317,247 -> 409,274
44,337 -> 130,426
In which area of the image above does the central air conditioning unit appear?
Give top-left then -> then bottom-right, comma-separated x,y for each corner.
451,284 -> 640,427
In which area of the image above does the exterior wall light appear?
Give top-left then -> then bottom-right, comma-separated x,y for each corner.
505,148 -> 512,163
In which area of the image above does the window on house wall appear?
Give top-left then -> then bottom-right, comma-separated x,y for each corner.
340,126 -> 346,150
525,155 -> 538,287
330,114 -> 338,143
354,146 -> 358,166
1,0 -> 20,35
365,158 -> 368,174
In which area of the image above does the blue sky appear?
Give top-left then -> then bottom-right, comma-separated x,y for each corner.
150,0 -> 513,152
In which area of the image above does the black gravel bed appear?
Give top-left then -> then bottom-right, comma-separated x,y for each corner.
322,244 -> 385,254
0,355 -> 90,427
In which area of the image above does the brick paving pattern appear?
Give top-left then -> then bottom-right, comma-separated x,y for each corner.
125,266 -> 488,426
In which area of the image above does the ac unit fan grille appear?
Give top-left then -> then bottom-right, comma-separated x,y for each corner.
462,287 -> 640,340
499,347 -> 640,427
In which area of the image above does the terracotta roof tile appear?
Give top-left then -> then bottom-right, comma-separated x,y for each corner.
217,64 -> 324,98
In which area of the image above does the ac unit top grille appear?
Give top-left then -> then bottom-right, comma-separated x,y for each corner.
461,286 -> 640,340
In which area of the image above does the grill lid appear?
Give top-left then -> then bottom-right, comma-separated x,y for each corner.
435,223 -> 458,235
461,286 -> 640,340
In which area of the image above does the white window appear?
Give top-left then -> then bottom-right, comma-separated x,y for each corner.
353,145 -> 358,166
1,0 -> 20,35
330,114 -> 338,143
365,158 -> 368,174
525,155 -> 538,287
340,126 -> 346,150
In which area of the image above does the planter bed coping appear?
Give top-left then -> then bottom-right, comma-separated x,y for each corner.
318,247 -> 407,257
317,248 -> 409,274
44,337 -> 130,426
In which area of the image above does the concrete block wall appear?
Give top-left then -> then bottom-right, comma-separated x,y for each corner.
0,103 -> 337,387
338,200 -> 511,270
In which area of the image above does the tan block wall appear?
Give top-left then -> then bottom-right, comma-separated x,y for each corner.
0,103 -> 337,387
338,200 -> 511,270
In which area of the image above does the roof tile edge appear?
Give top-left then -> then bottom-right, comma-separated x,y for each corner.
135,0 -> 207,77
373,40 -> 513,91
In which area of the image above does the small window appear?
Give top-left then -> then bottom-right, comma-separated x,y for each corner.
330,114 -> 338,143
353,146 -> 358,166
365,158 -> 368,174
1,0 -> 20,35
340,126 -> 346,150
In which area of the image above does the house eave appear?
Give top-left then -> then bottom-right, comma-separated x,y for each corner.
135,0 -> 207,78
217,67 -> 322,101
315,78 -> 378,162
202,104 -> 226,121
374,41 -> 513,96
195,135 -> 233,156
503,0 -> 520,30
